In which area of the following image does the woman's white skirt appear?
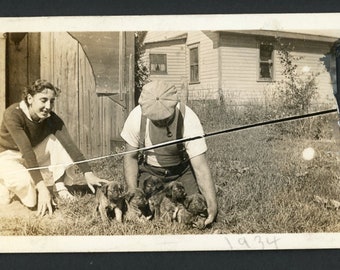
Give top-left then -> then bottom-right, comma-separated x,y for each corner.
0,135 -> 73,207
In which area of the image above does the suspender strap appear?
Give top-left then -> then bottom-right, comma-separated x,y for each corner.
139,115 -> 147,149
138,115 -> 147,164
176,102 -> 187,161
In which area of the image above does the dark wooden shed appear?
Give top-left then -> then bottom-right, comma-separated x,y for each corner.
0,31 -> 135,158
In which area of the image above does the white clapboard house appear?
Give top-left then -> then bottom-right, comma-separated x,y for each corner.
142,30 -> 339,107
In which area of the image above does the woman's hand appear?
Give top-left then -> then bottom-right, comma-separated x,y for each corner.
84,172 -> 109,193
35,181 -> 53,217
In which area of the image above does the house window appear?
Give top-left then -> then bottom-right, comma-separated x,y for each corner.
150,54 -> 167,74
259,44 -> 274,81
189,46 -> 199,83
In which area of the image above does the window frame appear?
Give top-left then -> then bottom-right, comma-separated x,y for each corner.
188,43 -> 200,84
149,53 -> 167,75
257,41 -> 275,82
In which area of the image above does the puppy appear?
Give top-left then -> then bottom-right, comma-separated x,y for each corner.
175,193 -> 208,230
159,196 -> 177,222
149,180 -> 187,220
94,181 -> 125,223
175,207 -> 206,230
124,188 -> 151,221
166,181 -> 187,204
183,193 -> 208,217
175,204 -> 195,225
142,177 -> 164,199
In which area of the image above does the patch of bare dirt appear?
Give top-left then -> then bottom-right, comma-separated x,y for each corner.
0,200 -> 34,218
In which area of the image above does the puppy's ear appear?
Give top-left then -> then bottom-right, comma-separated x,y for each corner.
142,180 -> 148,190
155,179 -> 164,191
164,182 -> 174,198
118,183 -> 124,194
183,195 -> 193,209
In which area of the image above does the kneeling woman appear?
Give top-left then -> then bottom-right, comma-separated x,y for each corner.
0,79 -> 108,216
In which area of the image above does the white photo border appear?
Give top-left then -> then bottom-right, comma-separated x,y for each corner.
1,14 -> 340,252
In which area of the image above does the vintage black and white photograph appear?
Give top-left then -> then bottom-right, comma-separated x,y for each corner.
1,14 -> 340,252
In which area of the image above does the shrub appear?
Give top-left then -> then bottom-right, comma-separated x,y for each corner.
134,31 -> 149,104
273,42 -> 319,115
269,40 -> 327,138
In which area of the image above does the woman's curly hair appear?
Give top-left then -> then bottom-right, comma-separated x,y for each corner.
23,79 -> 61,105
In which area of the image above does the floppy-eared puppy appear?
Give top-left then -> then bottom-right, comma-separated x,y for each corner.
142,177 -> 164,199
94,181 -> 125,223
174,193 -> 208,230
183,193 -> 208,217
166,181 -> 187,204
148,180 -> 187,220
174,205 -> 207,230
124,188 -> 151,221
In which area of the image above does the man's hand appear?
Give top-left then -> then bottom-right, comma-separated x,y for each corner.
84,172 -> 109,193
204,206 -> 218,227
190,154 -> 218,227
35,181 -> 53,217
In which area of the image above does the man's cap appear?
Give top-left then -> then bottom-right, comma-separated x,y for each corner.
138,80 -> 178,121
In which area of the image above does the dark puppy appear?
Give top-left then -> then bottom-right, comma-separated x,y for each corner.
142,177 -> 164,199
167,181 -> 187,204
149,180 -> 187,221
94,181 -> 125,223
125,188 -> 151,221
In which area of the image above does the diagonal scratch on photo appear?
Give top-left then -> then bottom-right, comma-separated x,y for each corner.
1,20 -> 340,244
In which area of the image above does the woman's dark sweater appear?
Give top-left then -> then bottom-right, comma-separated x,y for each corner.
0,103 -> 91,184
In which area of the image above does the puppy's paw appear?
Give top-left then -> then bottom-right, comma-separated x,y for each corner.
192,217 -> 206,230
